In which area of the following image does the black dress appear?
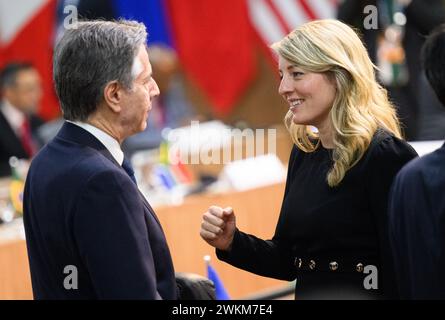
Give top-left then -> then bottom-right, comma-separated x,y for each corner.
217,129 -> 418,299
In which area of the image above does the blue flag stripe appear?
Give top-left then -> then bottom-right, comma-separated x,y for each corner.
207,263 -> 230,300
112,0 -> 174,47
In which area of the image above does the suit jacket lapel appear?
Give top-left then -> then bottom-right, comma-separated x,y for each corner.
137,190 -> 162,227
56,121 -> 163,227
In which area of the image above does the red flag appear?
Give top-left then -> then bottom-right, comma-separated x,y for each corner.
165,0 -> 256,116
0,0 -> 59,120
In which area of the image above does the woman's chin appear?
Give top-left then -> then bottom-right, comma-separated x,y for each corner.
292,114 -> 306,125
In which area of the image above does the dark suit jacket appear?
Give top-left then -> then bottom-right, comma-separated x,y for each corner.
0,105 -> 43,177
23,122 -> 177,299
389,143 -> 445,299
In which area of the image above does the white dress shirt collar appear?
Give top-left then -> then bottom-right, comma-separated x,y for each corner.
1,99 -> 25,136
67,120 -> 124,165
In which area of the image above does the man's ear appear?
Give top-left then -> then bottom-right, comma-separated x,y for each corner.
103,81 -> 122,113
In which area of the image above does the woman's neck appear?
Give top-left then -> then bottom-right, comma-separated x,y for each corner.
316,120 -> 334,149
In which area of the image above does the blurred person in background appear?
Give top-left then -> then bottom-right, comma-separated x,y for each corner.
0,63 -> 44,177
200,19 -> 417,299
338,0 -> 445,140
23,20 -> 177,299
122,44 -> 196,157
388,24 -> 445,299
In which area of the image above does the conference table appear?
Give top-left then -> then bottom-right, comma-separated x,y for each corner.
0,181 -> 289,300
1,131 -> 440,299
0,126 -> 294,299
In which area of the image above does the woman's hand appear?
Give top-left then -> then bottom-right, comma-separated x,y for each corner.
200,206 -> 236,251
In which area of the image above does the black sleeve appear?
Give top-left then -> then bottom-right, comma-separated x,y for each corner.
365,135 -> 418,298
216,146 -> 300,281
387,165 -> 413,299
73,169 -> 161,299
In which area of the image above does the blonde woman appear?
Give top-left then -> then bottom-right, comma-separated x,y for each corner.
200,19 -> 418,299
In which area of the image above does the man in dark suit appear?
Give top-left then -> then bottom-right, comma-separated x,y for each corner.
0,63 -> 44,177
23,20 -> 177,299
388,24 -> 445,299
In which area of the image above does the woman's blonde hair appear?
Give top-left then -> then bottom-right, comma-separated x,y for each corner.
271,19 -> 402,187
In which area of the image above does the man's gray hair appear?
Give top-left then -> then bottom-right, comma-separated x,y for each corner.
53,20 -> 147,121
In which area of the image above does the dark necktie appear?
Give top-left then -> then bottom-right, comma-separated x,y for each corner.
122,158 -> 137,185
20,118 -> 35,157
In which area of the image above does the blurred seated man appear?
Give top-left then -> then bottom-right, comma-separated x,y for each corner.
122,45 -> 195,157
0,63 -> 44,177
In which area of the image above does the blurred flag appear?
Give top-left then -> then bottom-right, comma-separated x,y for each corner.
0,0 -> 59,120
170,151 -> 194,184
113,0 -> 173,47
205,256 -> 230,300
8,157 -> 25,216
114,0 -> 255,116
9,177 -> 24,216
248,0 -> 338,59
166,0 -> 256,116
0,0 -> 339,121
154,164 -> 176,190
159,140 -> 170,165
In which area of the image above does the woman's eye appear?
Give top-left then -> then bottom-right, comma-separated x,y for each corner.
292,72 -> 303,78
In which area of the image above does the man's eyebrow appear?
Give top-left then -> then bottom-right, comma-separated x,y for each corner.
142,72 -> 152,80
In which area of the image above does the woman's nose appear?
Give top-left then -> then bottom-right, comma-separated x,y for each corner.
278,76 -> 293,96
